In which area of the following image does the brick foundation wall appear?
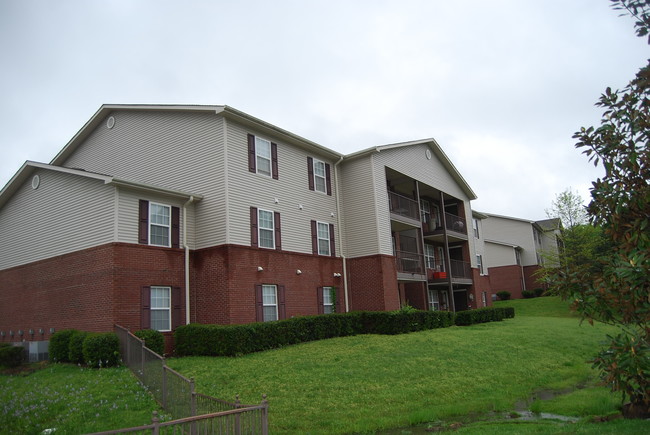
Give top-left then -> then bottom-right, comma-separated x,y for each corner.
191,245 -> 344,325
404,282 -> 427,310
523,265 -> 543,293
347,255 -> 400,311
470,268 -> 492,308
488,264 -> 525,299
0,243 -> 185,350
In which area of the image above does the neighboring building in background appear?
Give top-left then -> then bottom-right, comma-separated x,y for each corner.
477,213 -> 562,300
0,105 -> 488,354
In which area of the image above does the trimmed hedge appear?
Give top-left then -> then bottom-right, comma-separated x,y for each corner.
175,310 -> 457,357
134,329 -> 165,355
0,343 -> 25,368
68,330 -> 90,364
83,333 -> 121,368
49,329 -> 79,363
455,306 -> 515,326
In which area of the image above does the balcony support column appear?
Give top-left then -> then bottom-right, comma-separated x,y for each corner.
440,192 -> 456,313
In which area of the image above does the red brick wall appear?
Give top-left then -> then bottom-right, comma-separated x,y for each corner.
0,243 -> 185,349
404,282 -> 427,310
523,265 -> 543,292
191,245 -> 344,325
470,268 -> 492,308
488,264 -> 525,299
347,254 -> 400,311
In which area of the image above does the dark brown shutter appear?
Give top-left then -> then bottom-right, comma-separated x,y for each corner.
172,286 -> 182,329
139,200 -> 149,244
171,207 -> 180,248
307,157 -> 314,191
255,285 -> 263,322
329,223 -> 336,257
311,220 -> 318,254
248,134 -> 256,173
250,207 -> 258,247
325,163 -> 332,196
271,142 -> 278,179
278,285 -> 286,320
274,212 -> 282,251
317,287 -> 324,314
141,286 -> 151,329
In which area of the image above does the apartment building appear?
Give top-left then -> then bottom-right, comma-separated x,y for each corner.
475,213 -> 562,299
0,105 -> 488,351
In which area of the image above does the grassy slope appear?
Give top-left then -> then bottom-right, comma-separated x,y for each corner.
0,365 -> 167,434
166,297 -> 645,434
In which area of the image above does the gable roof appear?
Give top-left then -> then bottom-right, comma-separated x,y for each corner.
50,104 -> 343,167
344,138 -> 477,200
0,161 -> 203,209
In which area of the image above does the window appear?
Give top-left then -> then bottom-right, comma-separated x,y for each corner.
424,244 -> 436,269
477,254 -> 485,275
421,200 -> 431,226
262,285 -> 278,322
317,222 -> 330,256
313,159 -> 327,193
321,286 -> 335,314
307,157 -> 331,195
428,289 -> 440,311
150,203 -> 171,247
481,291 -> 488,307
141,286 -> 181,332
516,249 -> 522,266
258,209 -> 275,249
473,218 -> 480,238
311,221 -> 335,256
247,134 -> 278,179
138,200 -> 180,248
150,286 -> 171,331
437,246 -> 446,272
255,284 -> 285,321
250,207 -> 281,250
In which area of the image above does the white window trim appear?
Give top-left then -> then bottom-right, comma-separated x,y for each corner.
262,284 -> 278,322
424,244 -> 436,269
151,286 -> 171,332
313,158 -> 327,193
149,202 -> 171,247
323,286 -> 334,314
428,289 -> 440,311
317,221 -> 330,256
258,208 -> 275,249
255,136 -> 272,177
477,254 -> 485,275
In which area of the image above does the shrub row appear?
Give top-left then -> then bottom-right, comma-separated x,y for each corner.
49,329 -> 120,368
0,343 -> 25,368
175,307 -> 509,357
134,329 -> 165,355
454,306 -> 515,326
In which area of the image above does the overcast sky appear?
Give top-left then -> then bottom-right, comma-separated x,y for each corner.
1,0 -> 647,220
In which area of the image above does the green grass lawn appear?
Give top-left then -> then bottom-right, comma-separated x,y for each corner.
164,297 -> 648,434
0,364 -> 168,434
2,297 -> 648,434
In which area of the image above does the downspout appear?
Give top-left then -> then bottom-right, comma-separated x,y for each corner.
334,155 -> 350,312
183,196 -> 195,325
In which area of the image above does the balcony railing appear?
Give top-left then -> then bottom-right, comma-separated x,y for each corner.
395,250 -> 425,275
426,259 -> 472,281
444,212 -> 467,235
388,191 -> 420,221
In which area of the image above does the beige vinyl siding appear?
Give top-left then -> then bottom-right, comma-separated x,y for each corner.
0,169 -> 114,270
61,110 -> 226,249
116,187 -> 195,248
224,119 -> 339,254
374,144 -> 469,201
339,156 -> 383,257
482,216 -> 538,265
484,242 -> 518,268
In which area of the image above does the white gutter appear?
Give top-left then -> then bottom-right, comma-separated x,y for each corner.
334,156 -> 350,312
183,196 -> 196,324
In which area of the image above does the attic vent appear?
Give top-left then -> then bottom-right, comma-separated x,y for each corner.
106,116 -> 115,129
32,175 -> 40,190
